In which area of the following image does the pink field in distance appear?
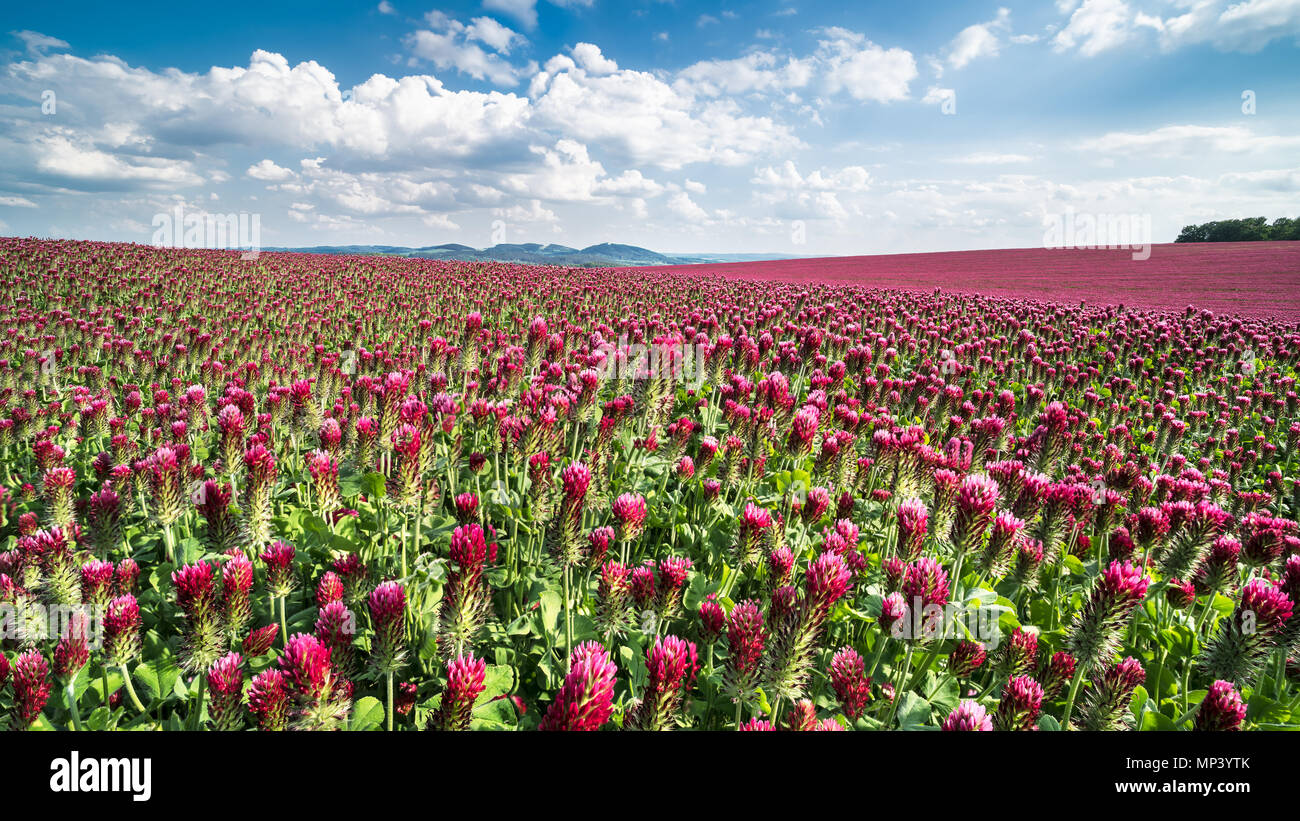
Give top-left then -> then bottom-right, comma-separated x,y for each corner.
628,242 -> 1300,322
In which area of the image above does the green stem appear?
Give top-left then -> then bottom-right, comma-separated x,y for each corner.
907,645 -> 942,692
927,673 -> 953,701
120,664 -> 148,715
1171,700 -> 1201,728
1182,596 -> 1217,711
884,643 -> 916,728
386,671 -> 395,732
1060,659 -> 1090,729
400,513 -> 409,580
563,564 -> 574,671
188,674 -> 207,731
866,635 -> 890,680
65,679 -> 84,731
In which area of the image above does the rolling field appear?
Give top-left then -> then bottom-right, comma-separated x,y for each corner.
635,243 -> 1300,322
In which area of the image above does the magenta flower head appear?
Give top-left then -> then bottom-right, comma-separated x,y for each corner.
829,646 -> 872,720
145,446 -> 185,529
1201,577 -> 1293,685
882,555 -> 907,592
1241,512 -> 1288,568
260,540 -> 297,598
104,594 -> 142,665
655,555 -> 694,618
702,478 -> 721,500
241,443 -> 278,549
53,612 -> 92,682
221,555 -> 255,637
698,593 -> 725,644
951,473 -> 1000,554
10,650 -> 51,729
561,462 -> 592,504
735,502 -> 773,569
980,511 -> 1026,578
1165,578 -> 1196,609
805,551 -> 852,617
1107,527 -> 1136,562
1132,506 -> 1171,554
739,718 -> 775,731
879,591 -> 909,634
948,640 -> 987,678
318,417 -> 343,452
116,557 -> 141,595
630,563 -> 657,613
172,561 -> 224,674
243,624 -> 280,657
454,492 -> 479,525
782,698 -> 818,731
724,599 -> 766,700
432,652 -> 487,731
367,580 -> 407,673
1039,651 -> 1078,700
1077,656 -> 1146,731
994,675 -> 1044,731
676,455 -> 695,480
449,523 -> 490,573
539,642 -> 618,731
248,668 -> 290,731
43,465 -> 78,529
994,627 -> 1039,680
440,524 -> 493,659
799,486 -> 832,525
315,600 -> 358,677
1011,537 -> 1045,586
902,557 -> 951,611
306,450 -> 341,513
278,632 -> 333,703
207,652 -> 245,731
87,487 -> 124,555
586,526 -> 614,569
172,559 -> 215,610
786,405 -> 820,456
594,560 -> 632,640
80,559 -> 115,609
900,557 -> 950,641
1193,535 -> 1240,594
767,545 -> 795,590
550,462 -> 592,566
894,497 -> 929,562
1195,680 -> 1247,732
629,634 -> 698,731
1067,560 -> 1149,670
943,700 -> 993,731
611,493 -> 648,542
316,571 -> 346,609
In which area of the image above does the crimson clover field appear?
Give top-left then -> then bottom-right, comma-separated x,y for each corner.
2,236 -> 1299,732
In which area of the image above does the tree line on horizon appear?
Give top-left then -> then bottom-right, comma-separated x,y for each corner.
1175,216 -> 1300,243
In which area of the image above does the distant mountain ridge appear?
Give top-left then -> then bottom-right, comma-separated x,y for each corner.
262,241 -> 807,267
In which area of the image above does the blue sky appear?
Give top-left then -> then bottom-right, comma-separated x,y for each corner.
1,0 -> 1297,254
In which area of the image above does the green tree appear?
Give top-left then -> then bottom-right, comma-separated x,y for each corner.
1174,216 -> 1297,242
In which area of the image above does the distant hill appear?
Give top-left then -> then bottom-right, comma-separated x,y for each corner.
263,241 -> 812,267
